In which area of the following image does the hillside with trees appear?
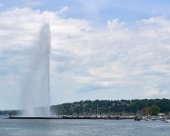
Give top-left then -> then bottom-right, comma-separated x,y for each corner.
51,99 -> 170,116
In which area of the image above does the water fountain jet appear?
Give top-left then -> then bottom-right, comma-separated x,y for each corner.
19,23 -> 51,118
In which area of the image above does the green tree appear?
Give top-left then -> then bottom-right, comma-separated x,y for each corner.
143,105 -> 160,115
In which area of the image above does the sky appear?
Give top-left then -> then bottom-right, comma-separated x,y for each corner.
0,0 -> 170,109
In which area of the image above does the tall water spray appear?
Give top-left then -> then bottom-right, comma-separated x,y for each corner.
21,24 -> 51,117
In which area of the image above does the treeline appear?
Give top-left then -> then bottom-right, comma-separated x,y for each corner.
0,110 -> 19,116
51,99 -> 170,116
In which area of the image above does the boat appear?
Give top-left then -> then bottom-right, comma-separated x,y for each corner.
164,119 -> 170,123
134,116 -> 142,121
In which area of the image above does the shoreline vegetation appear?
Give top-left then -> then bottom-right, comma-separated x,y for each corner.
51,99 -> 170,116
1,99 -> 170,121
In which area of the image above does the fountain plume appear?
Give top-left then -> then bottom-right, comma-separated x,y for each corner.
21,23 -> 51,117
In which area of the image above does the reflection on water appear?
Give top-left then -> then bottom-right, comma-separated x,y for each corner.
0,119 -> 170,136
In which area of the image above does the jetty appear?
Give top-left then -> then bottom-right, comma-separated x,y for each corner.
8,115 -> 134,120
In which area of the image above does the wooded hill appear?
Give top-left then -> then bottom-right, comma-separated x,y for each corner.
51,99 -> 170,116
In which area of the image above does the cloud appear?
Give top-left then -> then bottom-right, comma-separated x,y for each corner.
58,6 -> 69,16
144,88 -> 167,97
107,18 -> 125,30
0,8 -> 170,109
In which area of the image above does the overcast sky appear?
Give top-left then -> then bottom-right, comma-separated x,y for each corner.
0,0 -> 170,109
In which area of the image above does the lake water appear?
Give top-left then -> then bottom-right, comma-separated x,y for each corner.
0,119 -> 170,136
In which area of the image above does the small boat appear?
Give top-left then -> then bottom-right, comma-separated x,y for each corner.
164,114 -> 170,123
134,116 -> 142,121
164,119 -> 170,123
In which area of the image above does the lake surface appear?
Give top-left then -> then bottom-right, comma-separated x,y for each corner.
0,119 -> 170,136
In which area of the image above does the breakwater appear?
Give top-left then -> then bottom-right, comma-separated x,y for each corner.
8,115 -> 134,120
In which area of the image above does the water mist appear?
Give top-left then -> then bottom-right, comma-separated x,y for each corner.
21,24 -> 51,117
